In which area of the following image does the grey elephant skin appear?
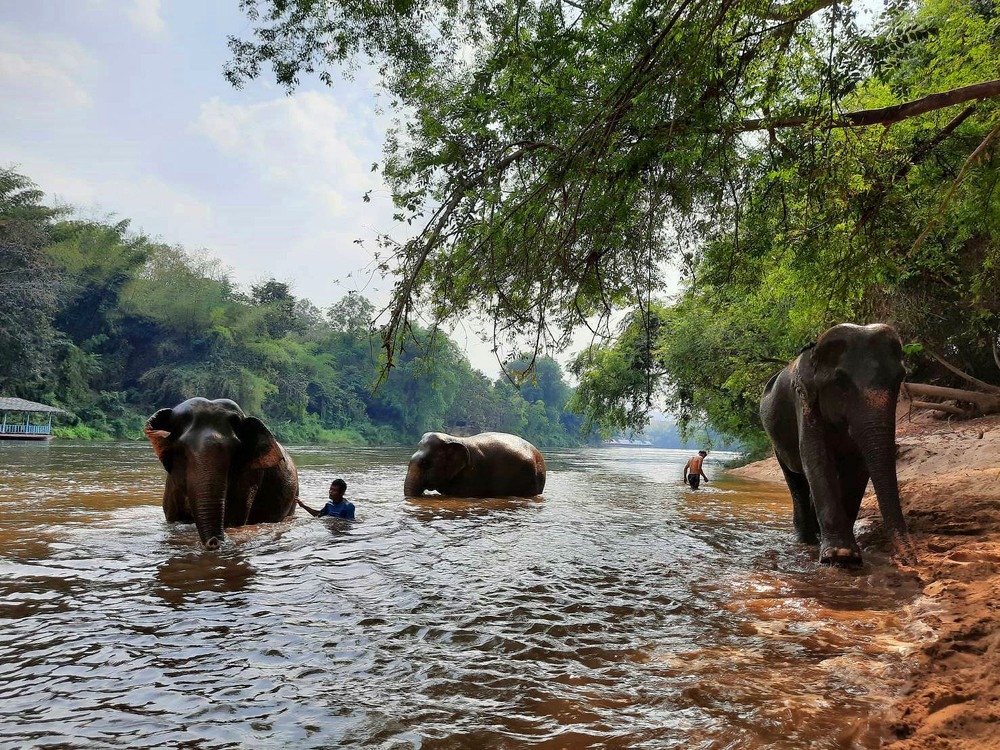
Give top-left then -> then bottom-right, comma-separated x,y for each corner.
760,323 -> 911,566
404,432 -> 546,498
145,397 -> 298,549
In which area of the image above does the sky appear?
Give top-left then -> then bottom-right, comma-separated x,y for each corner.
1,0 -> 686,377
1,2 -> 482,354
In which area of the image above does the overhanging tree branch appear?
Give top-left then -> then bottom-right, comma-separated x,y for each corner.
909,119 -> 1000,255
737,79 -> 1000,131
762,0 -> 840,23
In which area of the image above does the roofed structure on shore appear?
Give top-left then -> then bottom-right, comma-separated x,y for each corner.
0,397 -> 67,441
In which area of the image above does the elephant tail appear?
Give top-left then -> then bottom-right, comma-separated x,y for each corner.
533,450 -> 547,494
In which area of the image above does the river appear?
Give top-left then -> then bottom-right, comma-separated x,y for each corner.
0,442 -> 922,748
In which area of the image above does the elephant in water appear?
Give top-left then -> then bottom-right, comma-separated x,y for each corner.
404,432 -> 546,498
145,398 -> 298,549
760,323 -> 912,566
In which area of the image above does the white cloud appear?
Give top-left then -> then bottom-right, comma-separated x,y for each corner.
126,0 -> 166,37
193,91 -> 396,284
0,25 -> 97,111
5,152 -> 214,246
194,91 -> 383,216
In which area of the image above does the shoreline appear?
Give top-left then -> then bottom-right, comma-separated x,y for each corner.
725,409 -> 1000,748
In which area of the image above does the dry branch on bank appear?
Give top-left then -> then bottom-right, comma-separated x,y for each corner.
904,383 -> 1000,418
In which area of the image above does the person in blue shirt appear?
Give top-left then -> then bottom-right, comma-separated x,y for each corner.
297,478 -> 356,520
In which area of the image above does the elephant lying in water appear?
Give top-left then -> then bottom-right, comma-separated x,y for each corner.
145,398 -> 298,549
760,323 -> 912,566
404,432 -> 546,498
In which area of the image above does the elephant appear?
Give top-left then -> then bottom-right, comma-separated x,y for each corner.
760,323 -> 912,566
404,432 -> 546,498
145,397 -> 298,549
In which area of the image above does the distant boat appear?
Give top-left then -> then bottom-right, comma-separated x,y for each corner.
0,397 -> 66,441
601,437 -> 653,447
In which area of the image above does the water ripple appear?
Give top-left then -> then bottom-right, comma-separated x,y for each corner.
0,443 -> 919,748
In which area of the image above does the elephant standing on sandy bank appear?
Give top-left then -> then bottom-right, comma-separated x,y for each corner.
760,323 -> 912,566
145,398 -> 298,549
404,432 -> 546,498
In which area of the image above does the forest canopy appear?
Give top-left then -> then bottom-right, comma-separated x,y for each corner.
228,0 -> 1000,450
0,167 -> 585,447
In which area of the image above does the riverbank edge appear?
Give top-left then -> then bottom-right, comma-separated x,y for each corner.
725,410 -> 1000,749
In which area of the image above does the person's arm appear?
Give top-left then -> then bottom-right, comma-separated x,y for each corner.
297,499 -> 321,517
682,460 -> 690,481
701,462 -> 710,482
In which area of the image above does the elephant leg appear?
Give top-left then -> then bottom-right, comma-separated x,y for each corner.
838,455 -> 870,529
162,475 -> 192,523
799,426 -> 863,567
777,457 -> 819,544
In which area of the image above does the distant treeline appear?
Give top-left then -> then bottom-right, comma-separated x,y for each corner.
0,167 -> 587,447
638,421 -> 742,451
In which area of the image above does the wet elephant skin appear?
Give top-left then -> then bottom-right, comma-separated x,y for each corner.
145,397 -> 298,548
760,323 -> 911,566
404,431 -> 546,498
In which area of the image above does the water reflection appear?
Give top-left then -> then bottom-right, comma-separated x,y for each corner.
405,495 -> 544,522
0,443 -> 920,748
154,551 -> 256,605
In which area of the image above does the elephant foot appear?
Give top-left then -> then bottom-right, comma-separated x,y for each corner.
819,543 -> 863,568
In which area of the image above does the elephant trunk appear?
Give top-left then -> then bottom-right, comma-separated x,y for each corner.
404,462 -> 424,497
186,449 -> 230,549
851,394 -> 907,540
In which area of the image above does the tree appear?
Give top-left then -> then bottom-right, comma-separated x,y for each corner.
228,0 -> 1000,378
0,168 -> 63,396
251,279 -> 298,337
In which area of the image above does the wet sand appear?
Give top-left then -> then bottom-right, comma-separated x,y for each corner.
729,407 -> 1000,748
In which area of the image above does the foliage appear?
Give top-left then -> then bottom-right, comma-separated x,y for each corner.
0,168 -> 64,395
229,0 -> 1000,446
1,167 -> 584,446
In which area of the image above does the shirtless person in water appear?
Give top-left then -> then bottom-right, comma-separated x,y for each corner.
682,450 -> 709,490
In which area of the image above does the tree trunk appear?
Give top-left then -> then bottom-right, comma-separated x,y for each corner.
911,400 -> 971,416
905,383 -> 1000,413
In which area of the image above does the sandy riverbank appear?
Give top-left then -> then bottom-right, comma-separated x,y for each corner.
727,407 -> 1000,749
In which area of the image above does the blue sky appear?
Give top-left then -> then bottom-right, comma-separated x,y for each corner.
3,0 -> 673,376
2,1 -> 416,331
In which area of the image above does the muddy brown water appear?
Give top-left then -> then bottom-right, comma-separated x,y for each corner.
0,442 -> 923,748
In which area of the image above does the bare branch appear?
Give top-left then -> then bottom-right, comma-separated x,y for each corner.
925,349 -> 1000,393
911,400 -> 972,416
761,0 -> 840,23
905,382 -> 1000,412
737,79 -> 1000,132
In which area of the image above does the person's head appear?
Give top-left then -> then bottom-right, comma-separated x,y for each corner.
329,478 -> 347,501
698,450 -> 708,457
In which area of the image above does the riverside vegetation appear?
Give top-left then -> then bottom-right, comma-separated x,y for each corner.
227,0 -> 1000,454
0,167 -> 585,447
8,0 -> 1000,453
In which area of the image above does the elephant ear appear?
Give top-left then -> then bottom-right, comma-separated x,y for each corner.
144,408 -> 174,472
439,439 -> 471,480
797,333 -> 849,405
238,417 -> 285,470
